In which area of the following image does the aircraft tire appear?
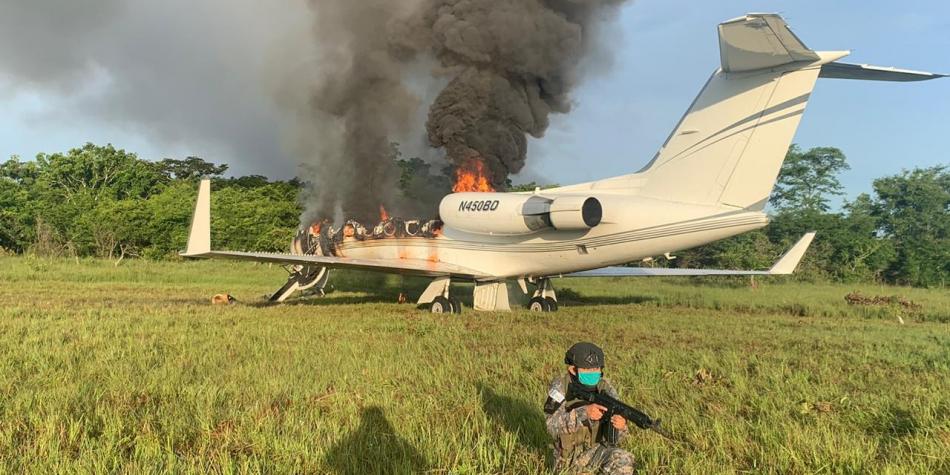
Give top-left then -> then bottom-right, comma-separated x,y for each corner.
449,297 -> 463,314
544,297 -> 559,312
528,297 -> 551,312
430,296 -> 452,314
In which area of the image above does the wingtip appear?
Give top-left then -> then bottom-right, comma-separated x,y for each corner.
184,179 -> 212,256
768,232 -> 816,274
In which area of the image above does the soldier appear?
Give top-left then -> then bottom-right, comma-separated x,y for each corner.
544,342 -> 635,474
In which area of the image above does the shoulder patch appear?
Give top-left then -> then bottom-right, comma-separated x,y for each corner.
548,375 -> 569,402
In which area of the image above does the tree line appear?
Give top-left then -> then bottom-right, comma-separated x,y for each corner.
0,143 -> 946,287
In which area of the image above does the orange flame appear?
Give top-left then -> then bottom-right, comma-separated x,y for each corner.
309,222 -> 322,236
452,158 -> 495,193
379,205 -> 390,221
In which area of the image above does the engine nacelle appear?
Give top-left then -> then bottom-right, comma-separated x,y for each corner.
548,195 -> 603,230
439,192 -> 602,236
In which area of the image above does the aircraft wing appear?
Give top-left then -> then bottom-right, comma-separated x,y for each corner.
180,180 -> 489,279
565,232 -> 815,278
186,250 -> 489,279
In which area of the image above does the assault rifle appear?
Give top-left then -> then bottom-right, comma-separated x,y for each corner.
566,382 -> 696,449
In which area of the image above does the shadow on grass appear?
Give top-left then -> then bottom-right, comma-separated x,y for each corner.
246,274 -> 663,309
476,383 -> 550,458
248,272 -> 473,308
865,405 -> 920,437
324,406 -> 428,475
249,294 -> 394,308
245,271 -> 442,308
557,288 -> 658,307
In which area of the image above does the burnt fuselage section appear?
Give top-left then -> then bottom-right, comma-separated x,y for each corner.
293,217 -> 445,258
272,215 -> 444,302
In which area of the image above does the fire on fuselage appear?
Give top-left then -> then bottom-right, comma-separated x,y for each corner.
291,215 -> 444,257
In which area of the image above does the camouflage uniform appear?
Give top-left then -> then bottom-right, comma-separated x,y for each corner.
544,374 -> 635,475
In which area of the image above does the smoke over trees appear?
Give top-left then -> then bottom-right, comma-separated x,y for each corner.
1,0 -> 629,225
287,0 -> 424,225
0,0 -> 303,178
406,0 -> 627,188
293,0 -> 629,222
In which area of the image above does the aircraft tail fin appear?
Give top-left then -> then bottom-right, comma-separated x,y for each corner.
633,13 -> 943,210
636,14 -> 831,210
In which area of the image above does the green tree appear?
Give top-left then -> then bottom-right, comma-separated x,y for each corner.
394,157 -> 452,216
673,230 -> 779,272
157,156 -> 229,181
141,181 -> 200,257
507,182 -> 560,192
0,156 -> 39,186
0,156 -> 40,251
222,175 -> 270,189
0,179 -> 30,251
769,145 -> 850,213
871,166 -> 949,287
211,184 -> 301,253
35,143 -> 165,202
766,199 -> 893,282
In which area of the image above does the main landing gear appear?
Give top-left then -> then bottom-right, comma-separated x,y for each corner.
525,277 -> 558,312
418,277 -> 463,314
528,296 -> 558,312
429,296 -> 463,314
417,276 -> 558,313
269,265 -> 330,303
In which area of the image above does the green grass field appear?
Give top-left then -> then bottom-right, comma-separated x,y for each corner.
1,256 -> 948,473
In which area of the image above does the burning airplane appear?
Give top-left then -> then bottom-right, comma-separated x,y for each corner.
183,14 -> 945,313
271,208 -> 444,302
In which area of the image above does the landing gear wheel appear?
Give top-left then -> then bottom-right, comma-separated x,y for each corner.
449,297 -> 463,314
430,296 -> 452,314
528,296 -> 552,312
544,297 -> 559,312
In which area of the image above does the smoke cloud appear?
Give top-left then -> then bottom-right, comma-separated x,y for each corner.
0,0 -> 307,178
402,0 -> 628,187
296,0 -> 628,221
287,0 -> 428,225
1,0 -> 629,226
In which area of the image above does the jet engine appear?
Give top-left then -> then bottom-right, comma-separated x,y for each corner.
439,192 -> 602,236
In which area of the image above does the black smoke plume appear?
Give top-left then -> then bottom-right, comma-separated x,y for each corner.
297,0 -> 628,222
1,0 -> 629,227
401,0 -> 628,188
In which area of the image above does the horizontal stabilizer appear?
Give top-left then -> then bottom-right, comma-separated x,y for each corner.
565,232 -> 816,278
820,62 -> 948,82
719,13 -> 820,73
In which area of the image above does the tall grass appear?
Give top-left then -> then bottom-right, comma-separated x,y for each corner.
0,257 -> 947,473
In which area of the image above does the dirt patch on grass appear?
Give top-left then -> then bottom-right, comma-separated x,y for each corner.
845,292 -> 921,310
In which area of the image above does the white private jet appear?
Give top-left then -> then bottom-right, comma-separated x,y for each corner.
181,13 -> 944,312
